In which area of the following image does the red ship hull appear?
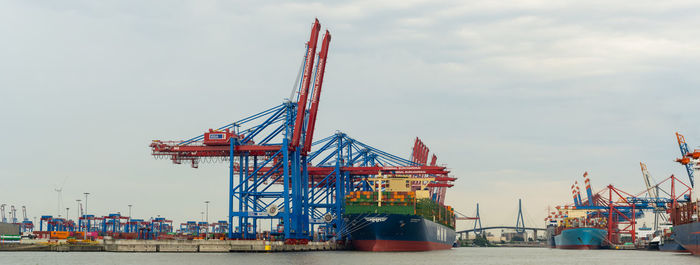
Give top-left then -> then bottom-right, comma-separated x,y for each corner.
346,214 -> 456,252
684,245 -> 700,255
353,239 -> 452,252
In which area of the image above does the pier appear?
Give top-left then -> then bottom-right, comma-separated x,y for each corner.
0,240 -> 345,252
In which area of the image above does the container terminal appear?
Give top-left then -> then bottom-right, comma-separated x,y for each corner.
0,19 -> 460,252
0,19 -> 698,256
543,132 -> 698,254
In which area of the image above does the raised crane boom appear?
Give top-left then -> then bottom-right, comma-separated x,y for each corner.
303,30 -> 331,155
675,132 -> 695,187
640,162 -> 658,198
22,206 -> 28,221
571,184 -> 579,206
10,205 -> 17,223
583,172 -> 594,206
291,19 -> 321,150
575,181 -> 582,206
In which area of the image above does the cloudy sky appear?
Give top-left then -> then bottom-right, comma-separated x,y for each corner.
2,0 -> 699,230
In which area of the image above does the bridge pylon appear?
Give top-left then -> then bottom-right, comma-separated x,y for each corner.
473,203 -> 482,236
515,199 -> 525,233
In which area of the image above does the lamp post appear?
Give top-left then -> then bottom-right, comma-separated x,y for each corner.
204,201 -> 210,239
76,199 -> 82,231
127,205 -> 132,233
83,192 -> 90,239
83,193 -> 90,217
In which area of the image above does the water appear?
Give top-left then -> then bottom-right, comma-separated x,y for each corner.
0,248 -> 696,265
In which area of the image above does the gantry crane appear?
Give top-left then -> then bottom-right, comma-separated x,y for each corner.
10,205 -> 17,224
20,206 -> 34,232
0,204 -> 6,223
639,162 -> 668,231
149,19 -> 455,242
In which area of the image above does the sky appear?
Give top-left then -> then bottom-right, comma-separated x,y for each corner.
1,0 -> 699,231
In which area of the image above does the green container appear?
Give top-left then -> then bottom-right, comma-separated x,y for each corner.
0,235 -> 21,240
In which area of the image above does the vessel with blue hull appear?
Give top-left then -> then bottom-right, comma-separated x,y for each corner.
659,240 -> 688,252
343,174 -> 456,252
670,201 -> 699,255
672,219 -> 700,255
345,214 -> 456,251
553,227 -> 607,249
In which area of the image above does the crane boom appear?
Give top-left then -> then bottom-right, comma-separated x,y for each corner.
10,205 -> 16,223
291,19 -> 321,150
303,30 -> 331,154
571,184 -> 579,206
675,132 -> 695,187
575,181 -> 582,206
22,206 -> 27,221
410,138 -> 429,164
583,172 -> 594,206
640,162 -> 658,198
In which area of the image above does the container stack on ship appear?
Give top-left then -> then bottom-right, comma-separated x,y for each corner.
551,216 -> 607,249
343,173 -> 456,251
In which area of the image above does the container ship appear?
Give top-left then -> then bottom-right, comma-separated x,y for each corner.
343,175 -> 456,251
671,131 -> 698,255
671,201 -> 699,255
659,238 -> 687,252
549,216 -> 607,249
651,225 -> 688,252
554,227 -> 606,249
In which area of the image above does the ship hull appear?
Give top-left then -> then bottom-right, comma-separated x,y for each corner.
553,228 -> 606,249
673,221 -> 700,256
345,214 -> 455,251
659,240 -> 688,252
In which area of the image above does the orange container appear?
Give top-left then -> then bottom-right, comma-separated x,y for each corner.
50,231 -> 70,239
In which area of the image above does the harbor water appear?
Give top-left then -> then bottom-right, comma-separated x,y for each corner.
0,247 -> 695,265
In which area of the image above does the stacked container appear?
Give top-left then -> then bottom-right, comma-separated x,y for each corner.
344,191 -> 456,229
344,191 -> 416,215
415,199 -> 455,229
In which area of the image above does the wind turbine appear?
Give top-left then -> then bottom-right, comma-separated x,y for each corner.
54,177 -> 68,217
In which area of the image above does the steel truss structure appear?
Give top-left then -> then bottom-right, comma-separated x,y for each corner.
548,172 -> 692,245
149,19 -> 456,242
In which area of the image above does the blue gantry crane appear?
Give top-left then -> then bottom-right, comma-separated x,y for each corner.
149,19 -> 455,243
